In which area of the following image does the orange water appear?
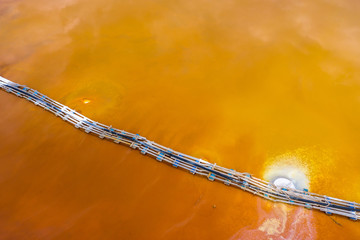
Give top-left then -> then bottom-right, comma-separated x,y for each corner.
1,0 -> 360,239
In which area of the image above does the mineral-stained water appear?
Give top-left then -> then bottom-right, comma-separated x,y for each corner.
0,0 -> 360,239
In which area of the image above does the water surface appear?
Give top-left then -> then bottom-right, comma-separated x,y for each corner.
1,0 -> 360,239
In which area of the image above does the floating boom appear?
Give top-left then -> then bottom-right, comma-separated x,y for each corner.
0,76 -> 359,221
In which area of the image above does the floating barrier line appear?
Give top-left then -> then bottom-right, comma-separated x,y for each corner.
0,76 -> 359,221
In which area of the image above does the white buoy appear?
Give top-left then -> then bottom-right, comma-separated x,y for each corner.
273,177 -> 296,189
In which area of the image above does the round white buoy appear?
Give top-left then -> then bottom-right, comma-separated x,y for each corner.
273,177 -> 296,189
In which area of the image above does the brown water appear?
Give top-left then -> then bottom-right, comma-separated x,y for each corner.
1,0 -> 360,239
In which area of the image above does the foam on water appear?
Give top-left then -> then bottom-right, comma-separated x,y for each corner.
263,153 -> 310,191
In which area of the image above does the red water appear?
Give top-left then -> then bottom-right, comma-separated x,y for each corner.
1,0 -> 360,239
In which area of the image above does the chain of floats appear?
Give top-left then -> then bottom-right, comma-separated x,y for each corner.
0,76 -> 359,221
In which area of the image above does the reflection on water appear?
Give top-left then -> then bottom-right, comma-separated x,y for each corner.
230,201 -> 317,240
1,0 -> 360,239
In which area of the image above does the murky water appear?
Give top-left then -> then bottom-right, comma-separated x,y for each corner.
1,0 -> 360,239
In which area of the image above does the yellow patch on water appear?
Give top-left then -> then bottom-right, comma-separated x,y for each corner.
81,98 -> 91,104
